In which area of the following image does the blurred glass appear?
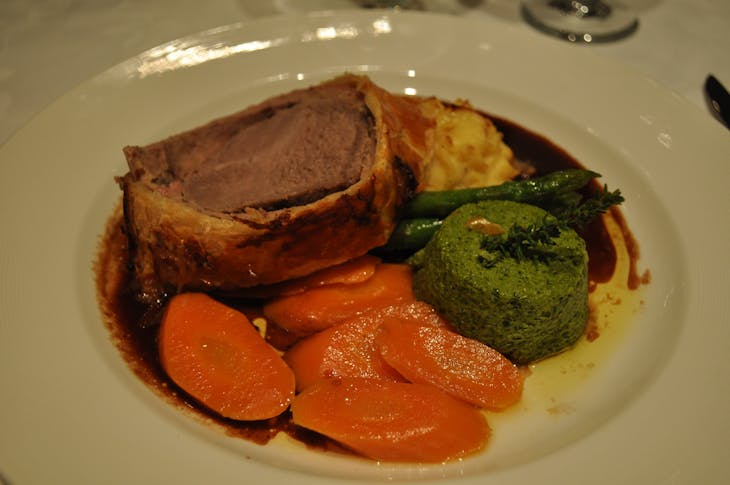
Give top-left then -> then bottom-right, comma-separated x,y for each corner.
521,0 -> 638,43
359,0 -> 425,8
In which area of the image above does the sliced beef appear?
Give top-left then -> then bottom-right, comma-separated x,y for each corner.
124,82 -> 376,213
119,74 -> 433,300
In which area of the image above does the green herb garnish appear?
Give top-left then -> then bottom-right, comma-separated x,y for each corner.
480,186 -> 624,264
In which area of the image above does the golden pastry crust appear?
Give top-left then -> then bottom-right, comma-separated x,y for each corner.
119,75 -> 432,300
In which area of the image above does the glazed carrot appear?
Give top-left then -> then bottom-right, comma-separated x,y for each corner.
158,292 -> 295,421
376,319 -> 524,411
283,302 -> 446,391
241,255 -> 381,299
290,377 -> 490,463
263,263 -> 415,336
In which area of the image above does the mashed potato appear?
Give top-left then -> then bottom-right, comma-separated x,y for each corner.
417,98 -> 519,191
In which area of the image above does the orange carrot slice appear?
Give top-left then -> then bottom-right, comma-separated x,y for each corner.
282,302 -> 435,391
376,319 -> 524,411
290,377 -> 490,462
263,263 -> 415,336
158,292 -> 295,421
284,302 -> 451,391
241,255 -> 381,299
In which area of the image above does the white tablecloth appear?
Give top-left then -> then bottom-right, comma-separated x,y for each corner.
1,0 -> 728,145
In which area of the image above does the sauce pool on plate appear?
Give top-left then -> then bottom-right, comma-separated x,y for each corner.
94,114 -> 647,456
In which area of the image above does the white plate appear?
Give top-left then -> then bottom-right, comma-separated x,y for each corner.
1,10 -> 728,485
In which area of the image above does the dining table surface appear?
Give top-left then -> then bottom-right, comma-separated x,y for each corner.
1,0 -> 729,146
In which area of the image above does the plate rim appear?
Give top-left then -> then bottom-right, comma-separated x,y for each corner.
1,9 -> 728,485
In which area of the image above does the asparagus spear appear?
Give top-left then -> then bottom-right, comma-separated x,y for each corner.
381,218 -> 443,252
381,169 -> 602,254
402,169 -> 600,219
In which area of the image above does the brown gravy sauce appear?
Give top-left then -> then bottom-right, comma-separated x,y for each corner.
94,115 -> 645,453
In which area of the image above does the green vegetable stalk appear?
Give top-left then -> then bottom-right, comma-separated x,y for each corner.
402,169 -> 600,219
381,169 -> 603,254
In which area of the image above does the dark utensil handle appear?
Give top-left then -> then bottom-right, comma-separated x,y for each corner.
704,74 -> 730,129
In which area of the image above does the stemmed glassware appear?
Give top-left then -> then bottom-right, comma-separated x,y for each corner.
357,0 -> 638,44
520,0 -> 639,43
